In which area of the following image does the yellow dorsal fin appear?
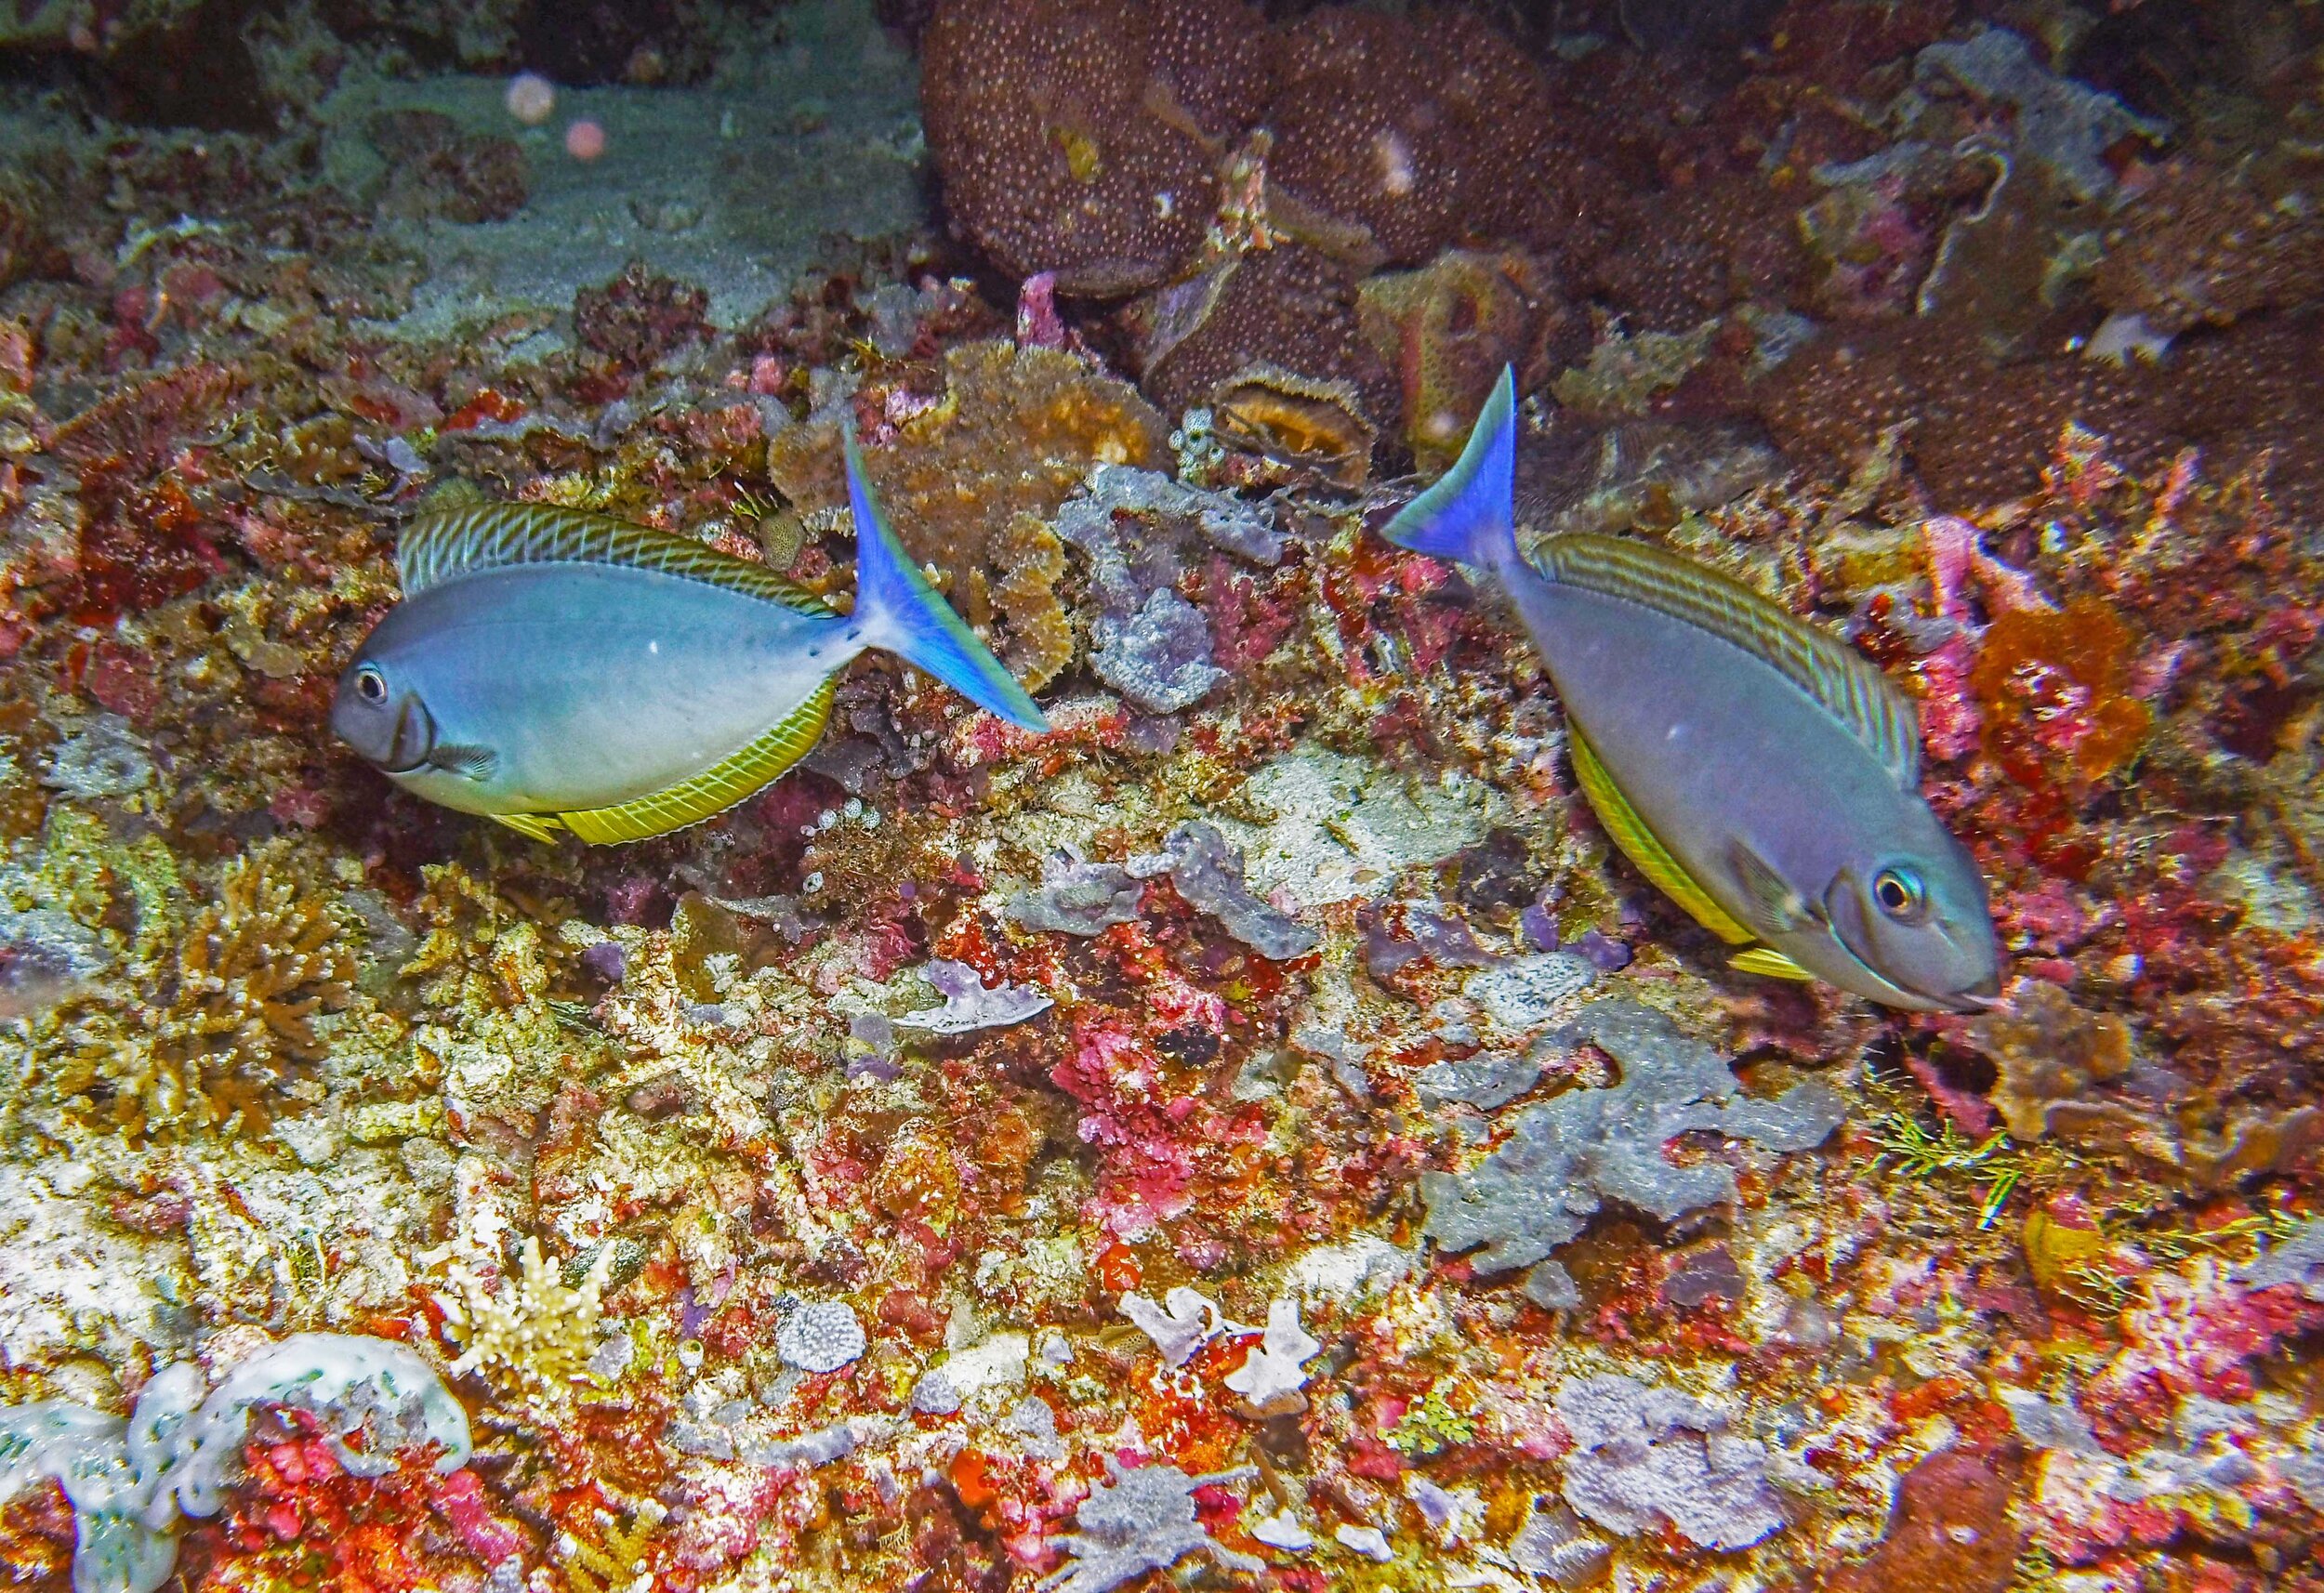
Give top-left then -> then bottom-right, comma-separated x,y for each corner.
399,503 -> 832,614
490,811 -> 566,843
1568,721 -> 1758,947
554,678 -> 836,845
1538,533 -> 1921,787
1729,946 -> 1815,981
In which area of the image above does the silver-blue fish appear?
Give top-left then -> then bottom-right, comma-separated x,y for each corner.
1380,367 -> 1998,1013
331,431 -> 1048,843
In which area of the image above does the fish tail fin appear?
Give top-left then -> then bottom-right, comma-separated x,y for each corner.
843,426 -> 1050,734
1378,364 -> 1520,572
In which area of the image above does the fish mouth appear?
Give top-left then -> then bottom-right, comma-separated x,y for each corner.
1882,963 -> 2000,1016
1939,973 -> 2002,1014
1823,926 -> 1997,1015
380,694 -> 436,775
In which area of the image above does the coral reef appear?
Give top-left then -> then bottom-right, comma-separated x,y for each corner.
1,7 -> 2321,1592
1422,999 -> 1844,1309
1037,1459 -> 1259,1593
919,0 -> 1268,293
2095,159 -> 2324,336
1133,241 -> 1397,437
0,1334 -> 469,1593
1261,7 -> 1567,267
1555,1374 -> 1785,1550
573,260 -> 712,369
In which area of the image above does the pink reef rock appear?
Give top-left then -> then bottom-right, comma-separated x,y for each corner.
2085,1262 -> 2324,1432
1015,271 -> 1069,350
1052,1018 -> 1199,1239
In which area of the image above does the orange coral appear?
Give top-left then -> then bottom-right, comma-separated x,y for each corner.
766,341 -> 1168,690
1356,247 -> 1553,474
1969,596 -> 2154,786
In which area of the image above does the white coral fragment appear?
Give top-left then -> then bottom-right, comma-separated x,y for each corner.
894,958 -> 1052,1033
1223,1297 -> 1320,1405
1250,1509 -> 1314,1550
775,1300 -> 867,1375
1119,1286 -> 1224,1368
1035,1458 -> 1261,1593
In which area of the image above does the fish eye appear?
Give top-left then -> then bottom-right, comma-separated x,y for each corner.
1872,866 -> 1925,921
355,665 -> 388,704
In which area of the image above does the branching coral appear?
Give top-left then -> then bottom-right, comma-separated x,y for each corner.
48,844 -> 351,1138
436,1236 -> 615,1397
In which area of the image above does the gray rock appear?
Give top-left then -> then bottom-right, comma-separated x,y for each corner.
1420,1000 -> 1845,1281
1556,1375 -> 1784,1551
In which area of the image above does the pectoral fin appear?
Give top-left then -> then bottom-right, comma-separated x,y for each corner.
1730,946 -> 1814,981
490,811 -> 565,843
1729,840 -> 1816,938
428,743 -> 499,781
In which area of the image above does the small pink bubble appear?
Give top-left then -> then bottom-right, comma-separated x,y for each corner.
564,118 -> 607,161
505,72 -> 556,126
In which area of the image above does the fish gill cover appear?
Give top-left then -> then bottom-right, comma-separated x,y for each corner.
0,1 -> 2319,1591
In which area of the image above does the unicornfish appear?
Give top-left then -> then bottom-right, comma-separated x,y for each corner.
331,430 -> 1048,843
1379,367 -> 1999,1013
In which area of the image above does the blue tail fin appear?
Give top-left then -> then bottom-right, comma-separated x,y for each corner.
844,426 -> 1050,734
1378,364 -> 1520,572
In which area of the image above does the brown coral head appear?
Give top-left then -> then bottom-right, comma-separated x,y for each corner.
919,0 -> 1272,295
1209,363 -> 1376,489
1969,978 -> 2135,1142
1967,597 -> 2155,785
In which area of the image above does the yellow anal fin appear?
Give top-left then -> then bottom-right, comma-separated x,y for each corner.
1729,946 -> 1814,981
1567,721 -> 1757,947
490,811 -> 566,843
557,678 -> 837,845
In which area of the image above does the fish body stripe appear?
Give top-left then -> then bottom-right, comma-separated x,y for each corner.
399,503 -> 832,615
1536,532 -> 1921,787
555,675 -> 837,843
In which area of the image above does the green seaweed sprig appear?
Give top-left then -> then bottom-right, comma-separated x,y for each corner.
1868,1112 -> 2030,1231
1384,1384 -> 1476,1456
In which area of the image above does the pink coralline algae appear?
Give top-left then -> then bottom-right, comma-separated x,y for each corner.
1051,1019 -> 1195,1235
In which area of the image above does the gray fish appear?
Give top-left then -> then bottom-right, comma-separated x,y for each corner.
331,431 -> 1047,843
1380,367 -> 1998,1013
